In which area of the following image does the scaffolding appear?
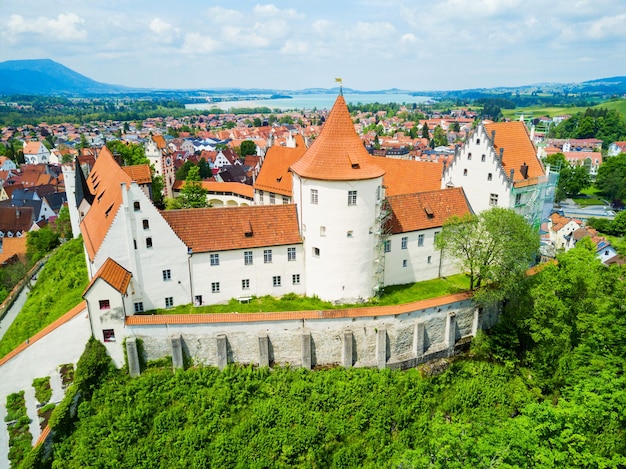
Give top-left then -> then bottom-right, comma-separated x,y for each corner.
511,167 -> 559,230
373,195 -> 392,297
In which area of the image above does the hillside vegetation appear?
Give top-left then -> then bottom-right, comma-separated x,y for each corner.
33,242 -> 626,468
0,238 -> 88,359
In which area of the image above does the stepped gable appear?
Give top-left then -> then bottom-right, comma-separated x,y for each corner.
387,187 -> 472,234
84,257 -> 132,295
291,95 -> 384,181
373,157 -> 443,196
254,139 -> 307,196
484,121 -> 545,183
80,147 -> 132,261
161,204 -> 301,253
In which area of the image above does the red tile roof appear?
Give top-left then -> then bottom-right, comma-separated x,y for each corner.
201,181 -> 254,199
291,95 -> 385,181
374,157 -> 443,196
387,187 -> 472,234
84,257 -> 132,295
254,138 -> 307,196
80,147 -> 132,261
122,164 -> 152,184
161,204 -> 301,252
484,121 -> 545,184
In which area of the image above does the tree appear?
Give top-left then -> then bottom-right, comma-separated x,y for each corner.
596,153 -> 626,202
175,166 -> 208,209
436,208 -> 539,303
449,121 -> 461,132
79,133 -> 89,150
559,164 -> 591,198
52,205 -> 73,240
432,125 -> 447,147
175,160 -> 195,181
26,226 -> 60,261
239,140 -> 257,157
421,123 -> 429,139
106,141 -> 148,166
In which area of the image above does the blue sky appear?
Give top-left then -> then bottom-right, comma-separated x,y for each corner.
1,0 -> 625,91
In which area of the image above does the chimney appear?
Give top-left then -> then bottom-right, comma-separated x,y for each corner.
520,162 -> 529,179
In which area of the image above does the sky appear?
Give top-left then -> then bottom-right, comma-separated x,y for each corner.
1,0 -> 625,92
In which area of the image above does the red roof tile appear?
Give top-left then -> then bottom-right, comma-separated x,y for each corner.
374,157 -> 442,196
161,204 -> 301,252
122,164 -> 152,184
84,257 -> 132,295
254,138 -> 307,196
387,187 -> 472,234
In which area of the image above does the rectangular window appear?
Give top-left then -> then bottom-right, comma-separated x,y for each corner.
210,253 -> 220,266
146,237 -> 153,248
143,219 -> 149,230
384,240 -> 391,253
270,193 -> 275,205
194,295 -> 203,306
133,201 -> 140,211
481,154 -> 486,162
134,302 -> 144,313
427,256 -> 432,264
133,239 -> 137,250
489,193 -> 498,206
244,251 -> 253,265
401,236 -> 408,249
310,189 -> 318,204
434,231 -> 440,245
418,234 -> 424,246
282,195 -> 289,204
320,226 -> 326,236
211,282 -> 220,293
348,190 -> 357,206
259,191 -> 264,202
515,193 -> 522,206
487,173 -> 492,181
292,274 -> 300,285
99,299 -> 110,310
287,247 -> 296,261
264,249 -> 272,263
162,269 -> 171,281
165,297 -> 173,308
242,279 -> 250,290
313,247 -> 320,257
103,329 -> 116,342
402,259 -> 408,268
273,276 -> 281,287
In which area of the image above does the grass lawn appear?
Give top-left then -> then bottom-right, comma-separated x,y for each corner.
145,273 -> 472,315
571,195 -> 606,206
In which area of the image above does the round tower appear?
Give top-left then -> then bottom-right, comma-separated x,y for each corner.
291,95 -> 385,303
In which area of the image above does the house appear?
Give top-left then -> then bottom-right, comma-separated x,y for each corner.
0,206 -> 35,238
0,156 -> 17,171
23,141 -> 50,165
547,212 -> 582,252
608,141 -> 626,157
562,151 -> 602,176
442,121 -> 555,227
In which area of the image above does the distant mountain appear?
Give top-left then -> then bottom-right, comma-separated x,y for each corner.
0,59 -> 135,95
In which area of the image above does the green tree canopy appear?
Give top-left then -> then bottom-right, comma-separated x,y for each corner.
26,226 -> 60,261
106,140 -> 149,166
174,166 -> 209,209
595,153 -> 626,202
239,140 -> 257,157
436,208 -> 539,303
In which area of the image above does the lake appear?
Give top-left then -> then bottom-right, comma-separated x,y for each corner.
185,92 -> 432,112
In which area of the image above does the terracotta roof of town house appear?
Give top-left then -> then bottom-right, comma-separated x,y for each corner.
152,134 -> 167,149
0,206 -> 34,234
254,141 -> 308,196
387,187 -> 472,234
80,147 -> 132,261
122,164 -> 152,184
161,204 -> 301,253
84,257 -> 132,295
291,95 -> 385,181
484,121 -> 545,183
373,157 -> 443,196
0,236 -> 27,264
200,181 -> 254,199
23,141 -> 43,154
549,212 -> 581,232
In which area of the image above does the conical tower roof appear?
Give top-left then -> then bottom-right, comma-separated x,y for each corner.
291,95 -> 384,181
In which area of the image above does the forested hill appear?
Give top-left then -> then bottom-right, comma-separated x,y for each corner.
23,242 -> 626,468
0,59 -> 132,95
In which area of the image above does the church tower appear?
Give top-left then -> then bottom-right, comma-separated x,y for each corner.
291,94 -> 385,303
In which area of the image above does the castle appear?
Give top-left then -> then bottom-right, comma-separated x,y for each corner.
63,93 -> 551,366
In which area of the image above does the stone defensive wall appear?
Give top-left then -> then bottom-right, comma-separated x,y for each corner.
124,292 -> 497,375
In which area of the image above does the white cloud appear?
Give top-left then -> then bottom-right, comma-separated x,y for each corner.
281,40 -> 308,55
6,13 -> 87,42
181,32 -> 220,55
400,33 -> 418,44
150,18 -> 171,35
205,6 -> 242,23
253,4 -> 304,19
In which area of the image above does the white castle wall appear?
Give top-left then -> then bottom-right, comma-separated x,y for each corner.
123,296 -> 499,370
